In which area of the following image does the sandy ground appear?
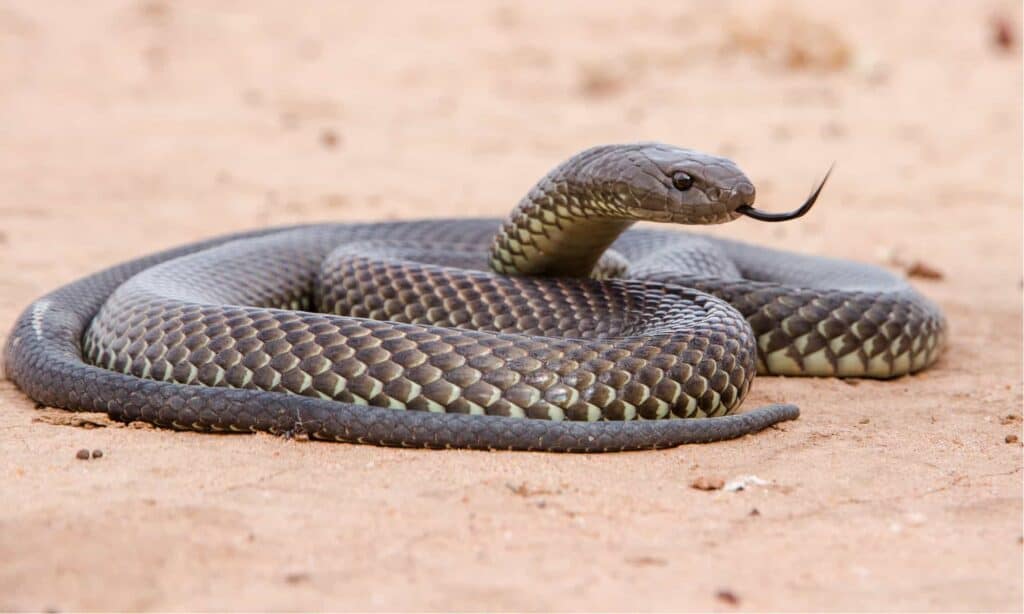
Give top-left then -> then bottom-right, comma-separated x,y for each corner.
0,1 -> 1021,611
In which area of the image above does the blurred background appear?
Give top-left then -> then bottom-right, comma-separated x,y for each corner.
0,2 -> 1021,611
0,2 -> 1019,263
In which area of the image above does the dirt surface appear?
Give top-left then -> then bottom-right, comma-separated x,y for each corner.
1,1 -> 1021,611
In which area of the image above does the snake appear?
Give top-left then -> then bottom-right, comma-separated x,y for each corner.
2,143 -> 945,452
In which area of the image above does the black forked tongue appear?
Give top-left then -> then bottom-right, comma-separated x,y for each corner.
736,165 -> 833,222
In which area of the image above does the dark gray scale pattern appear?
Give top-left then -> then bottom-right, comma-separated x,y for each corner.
3,144 -> 945,451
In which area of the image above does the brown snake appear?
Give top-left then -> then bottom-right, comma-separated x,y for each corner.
3,143 -> 945,451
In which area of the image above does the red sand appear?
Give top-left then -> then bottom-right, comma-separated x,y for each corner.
1,2 -> 1021,610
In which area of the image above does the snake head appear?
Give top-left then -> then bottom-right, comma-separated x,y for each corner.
573,142 -> 828,226
579,143 -> 757,225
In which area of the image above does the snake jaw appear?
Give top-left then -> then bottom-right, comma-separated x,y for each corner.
629,208 -> 742,225
735,165 -> 833,222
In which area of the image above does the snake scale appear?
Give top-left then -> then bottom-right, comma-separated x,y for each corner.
3,143 -> 945,451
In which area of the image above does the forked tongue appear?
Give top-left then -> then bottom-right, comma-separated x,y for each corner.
736,165 -> 833,222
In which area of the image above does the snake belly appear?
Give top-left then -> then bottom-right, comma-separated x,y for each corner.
2,144 -> 946,452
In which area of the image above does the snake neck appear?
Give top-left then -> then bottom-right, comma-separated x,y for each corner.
488,147 -> 635,278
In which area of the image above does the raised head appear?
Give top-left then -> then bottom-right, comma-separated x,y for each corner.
560,142 -> 828,224
490,143 -> 830,276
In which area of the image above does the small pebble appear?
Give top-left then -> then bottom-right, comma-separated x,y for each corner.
690,476 -> 725,491
284,571 -> 310,584
716,589 -> 740,606
992,15 -> 1015,51
905,260 -> 944,280
749,508 -> 761,517
1006,434 -> 1019,444
75,449 -> 90,460
91,449 -> 103,459
320,129 -> 340,148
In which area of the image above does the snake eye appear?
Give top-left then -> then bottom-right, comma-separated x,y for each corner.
672,171 -> 694,191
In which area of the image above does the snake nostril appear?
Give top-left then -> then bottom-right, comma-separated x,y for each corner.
739,182 -> 756,203
729,183 -> 755,207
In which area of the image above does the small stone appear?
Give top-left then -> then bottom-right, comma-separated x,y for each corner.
724,475 -> 769,492
577,62 -> 626,98
858,417 -> 870,424
91,449 -> 103,459
904,260 -> 944,280
284,571 -> 309,584
992,15 -> 1015,51
690,476 -> 725,491
320,129 -> 340,148
1006,434 -> 1019,444
749,508 -> 761,517
715,589 -> 740,606
75,449 -> 90,460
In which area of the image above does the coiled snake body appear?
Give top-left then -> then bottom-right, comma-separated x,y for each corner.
3,144 -> 945,451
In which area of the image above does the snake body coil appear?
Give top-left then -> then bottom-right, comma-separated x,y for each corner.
3,144 -> 945,451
